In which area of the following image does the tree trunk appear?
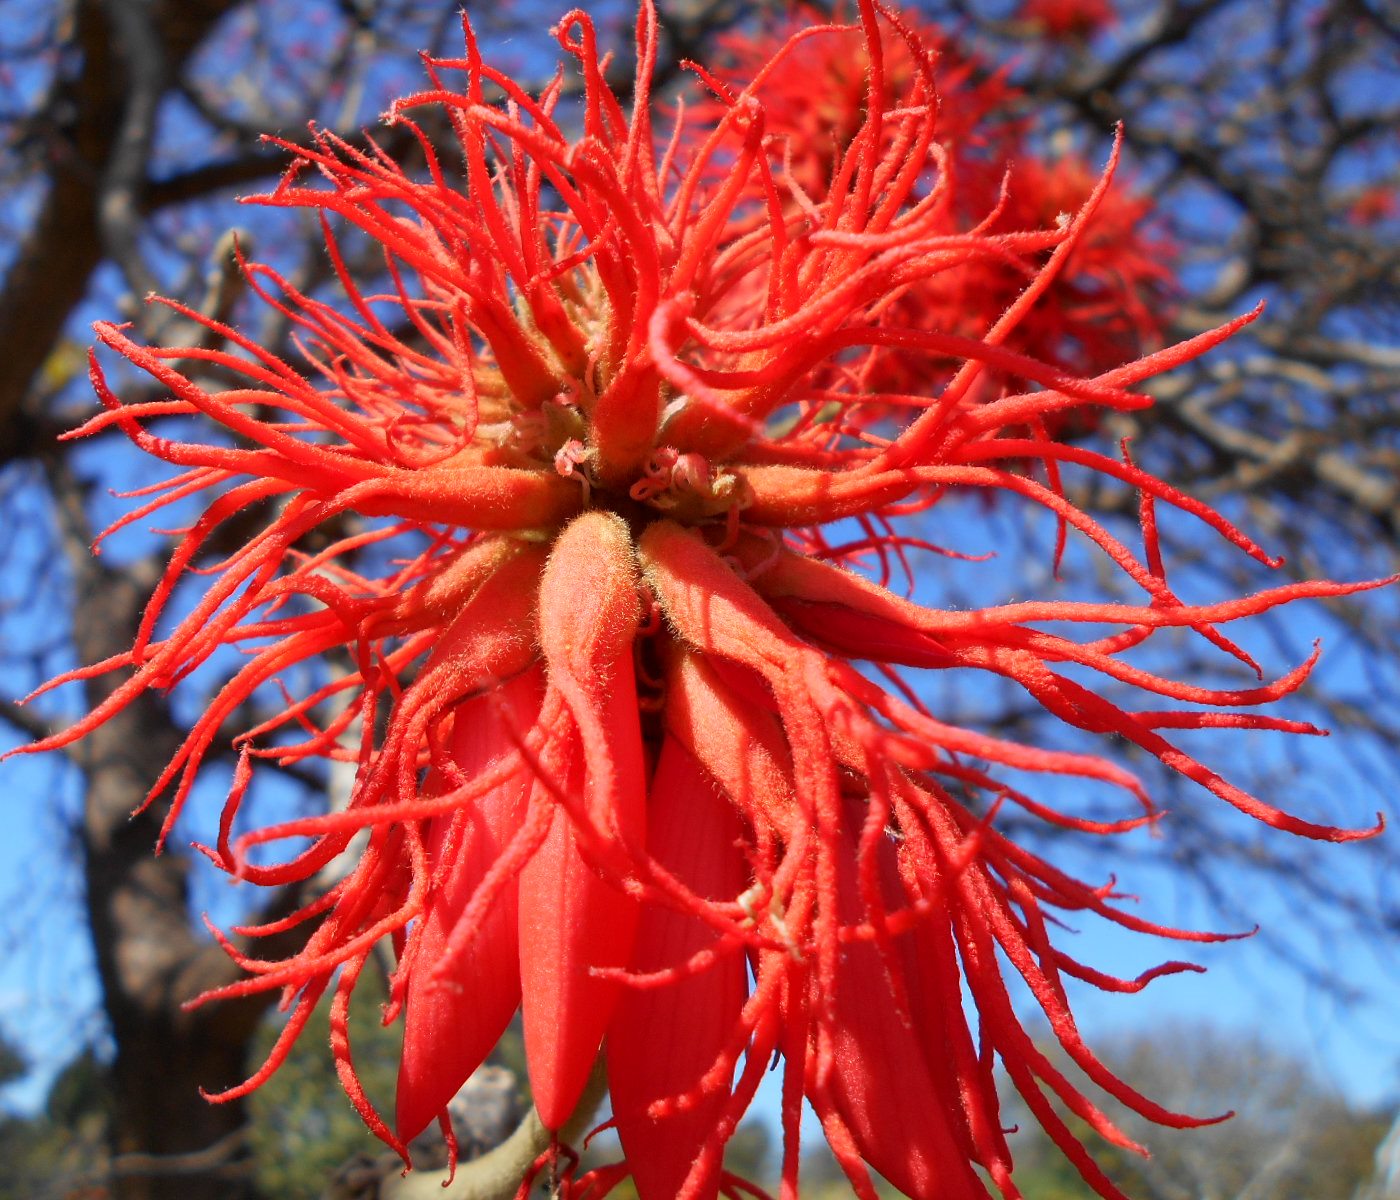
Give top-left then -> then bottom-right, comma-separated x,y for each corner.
75,558 -> 269,1200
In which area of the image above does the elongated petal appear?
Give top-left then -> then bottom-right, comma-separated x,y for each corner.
519,726 -> 641,1129
609,737 -> 750,1200
395,668 -> 543,1141
538,511 -> 647,851
25,4 -> 1388,1197
523,512 -> 648,1127
810,828 -> 990,1200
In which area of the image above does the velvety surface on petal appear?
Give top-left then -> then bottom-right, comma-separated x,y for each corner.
395,667 -> 542,1141
519,732 -> 642,1129
609,736 -> 749,1200
538,512 -> 647,854
812,828 -> 991,1200
521,512 -> 647,1129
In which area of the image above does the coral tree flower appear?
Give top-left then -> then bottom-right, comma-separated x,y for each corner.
697,3 -> 1172,429
18,3 -> 1386,1198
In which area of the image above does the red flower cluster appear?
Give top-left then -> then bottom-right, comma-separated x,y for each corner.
697,3 -> 1171,421
18,3 -> 1385,1199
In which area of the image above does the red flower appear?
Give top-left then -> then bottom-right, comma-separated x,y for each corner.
695,3 -> 1019,199
960,152 -> 1176,426
1347,183 -> 1399,226
1018,0 -> 1118,41
697,5 -> 1171,424
16,3 -> 1386,1199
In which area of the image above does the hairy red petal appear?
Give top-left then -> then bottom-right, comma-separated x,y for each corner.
523,513 -> 647,1129
609,737 -> 750,1200
395,669 -> 542,1142
539,512 -> 647,853
809,827 -> 992,1200
519,727 -> 641,1129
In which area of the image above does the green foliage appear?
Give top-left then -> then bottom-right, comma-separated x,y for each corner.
0,1037 -> 25,1089
0,1018 -> 1390,1199
246,970 -> 405,1200
1297,1105 -> 1394,1197
724,1119 -> 774,1187
0,1036 -> 109,1200
1004,1024 -> 1394,1200
44,1048 -> 112,1129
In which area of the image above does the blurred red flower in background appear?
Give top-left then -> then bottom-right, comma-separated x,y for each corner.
15,2 -> 1385,1198
698,3 -> 1171,426
1018,0 -> 1118,42
1347,182 -> 1399,226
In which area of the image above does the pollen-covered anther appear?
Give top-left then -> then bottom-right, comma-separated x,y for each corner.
732,93 -> 764,130
482,410 -> 544,453
554,439 -> 595,503
735,882 -> 765,927
736,882 -> 803,961
629,448 -> 751,521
